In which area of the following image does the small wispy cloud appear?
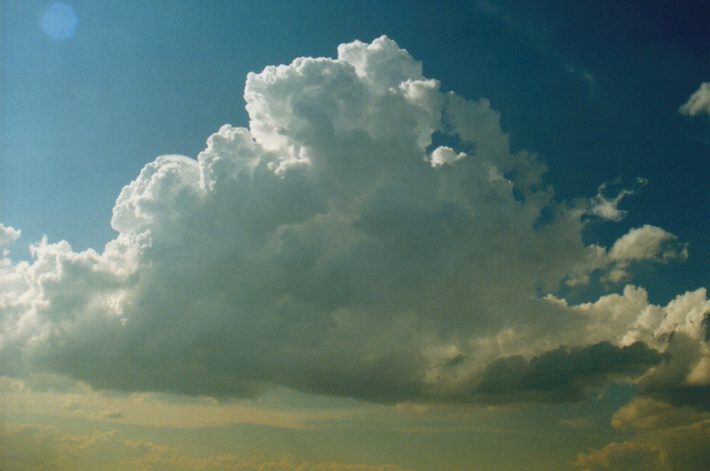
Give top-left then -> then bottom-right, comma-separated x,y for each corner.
679,82 -> 710,116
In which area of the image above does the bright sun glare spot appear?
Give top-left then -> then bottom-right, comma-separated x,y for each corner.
40,2 -> 79,41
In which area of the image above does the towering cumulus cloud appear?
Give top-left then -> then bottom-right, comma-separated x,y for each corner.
0,37 -> 707,405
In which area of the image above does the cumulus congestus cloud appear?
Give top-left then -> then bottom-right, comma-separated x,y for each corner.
0,37 -> 707,404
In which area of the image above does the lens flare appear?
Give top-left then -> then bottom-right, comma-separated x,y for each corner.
40,2 -> 79,41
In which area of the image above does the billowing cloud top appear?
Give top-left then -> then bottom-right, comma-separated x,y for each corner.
1,37 -> 707,405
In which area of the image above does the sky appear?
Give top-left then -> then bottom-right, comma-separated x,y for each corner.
1,1 -> 709,470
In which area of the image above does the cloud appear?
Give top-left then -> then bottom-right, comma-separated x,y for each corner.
474,341 -> 664,403
562,224 -> 687,286
577,397 -> 710,470
430,146 -> 467,167
608,225 -> 684,263
0,36 -> 704,405
603,225 -> 687,282
588,178 -> 646,222
575,441 -> 670,471
679,82 -> 710,116
545,287 -> 710,405
0,224 -> 21,248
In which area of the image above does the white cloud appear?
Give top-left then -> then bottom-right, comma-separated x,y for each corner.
609,225 -> 683,263
601,225 -> 687,282
562,223 -> 687,286
430,146 -> 466,167
549,286 -> 708,350
0,36 -> 703,405
588,178 -> 646,222
0,224 -> 21,248
679,82 -> 710,116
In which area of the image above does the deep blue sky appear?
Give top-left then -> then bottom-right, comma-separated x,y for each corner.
2,0 -> 708,302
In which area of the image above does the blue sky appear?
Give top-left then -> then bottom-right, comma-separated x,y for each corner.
1,1 -> 709,470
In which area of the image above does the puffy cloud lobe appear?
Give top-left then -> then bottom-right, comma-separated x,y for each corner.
679,82 -> 710,116
609,225 -> 685,264
605,225 -> 687,282
563,224 -> 687,286
429,146 -> 466,167
547,287 -> 710,409
0,225 -> 24,309
0,36 -> 705,405
0,224 -> 21,249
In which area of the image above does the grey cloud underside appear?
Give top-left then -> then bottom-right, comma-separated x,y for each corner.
475,341 -> 664,403
639,332 -> 710,410
1,37 -> 707,404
